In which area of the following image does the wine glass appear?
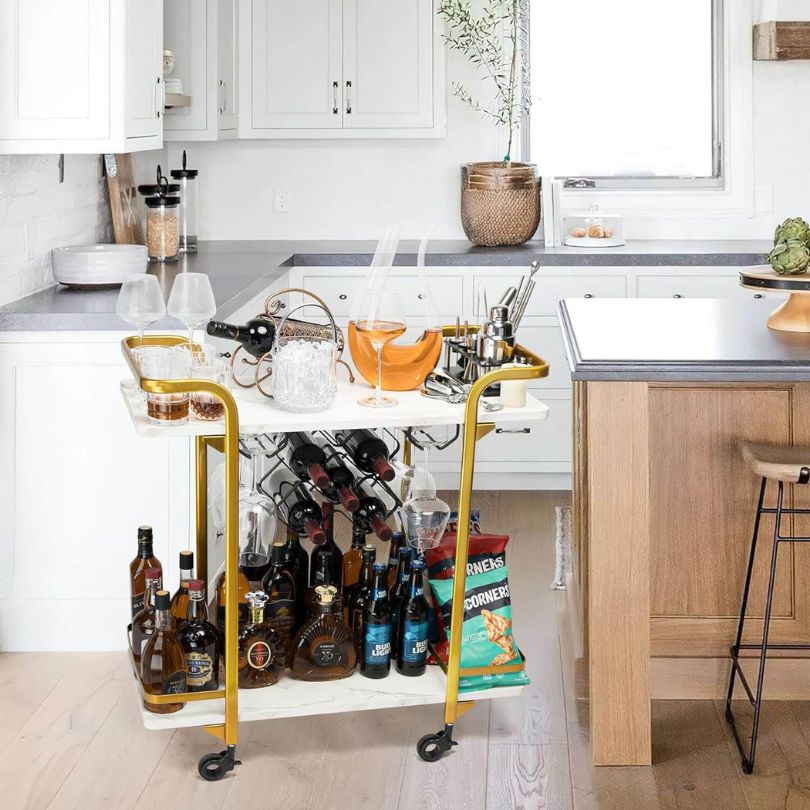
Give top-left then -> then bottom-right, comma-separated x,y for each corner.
354,285 -> 406,408
167,272 -> 216,345
116,275 -> 166,347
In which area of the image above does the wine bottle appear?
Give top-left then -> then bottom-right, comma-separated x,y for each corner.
130,525 -> 162,618
354,484 -> 393,542
206,317 -> 275,358
310,502 -> 343,589
284,527 -> 310,627
285,433 -> 331,489
334,428 -> 396,482
320,445 -> 360,512
263,466 -> 326,546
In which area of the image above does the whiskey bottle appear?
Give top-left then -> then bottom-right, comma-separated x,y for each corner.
284,528 -> 309,627
360,563 -> 392,679
289,586 -> 357,681
131,567 -> 162,666
388,547 -> 413,656
215,568 -> 251,635
304,550 -> 343,617
387,531 -> 406,588
342,520 -> 367,597
237,591 -> 286,688
176,579 -> 220,692
333,428 -> 396,482
141,590 -> 187,714
397,559 -> 429,676
347,544 -> 376,654
354,485 -> 393,542
309,502 -> 343,590
261,541 -> 297,647
170,550 -> 195,623
130,525 -> 162,618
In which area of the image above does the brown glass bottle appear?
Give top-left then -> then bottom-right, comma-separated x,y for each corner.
386,531 -> 406,589
131,567 -> 162,667
310,502 -> 343,589
284,528 -> 309,627
176,579 -> 220,692
237,591 -> 286,688
347,544 -> 376,655
289,587 -> 356,681
261,542 -> 297,648
215,568 -> 251,635
304,550 -> 344,617
130,526 -> 162,618
141,590 -> 187,714
170,550 -> 194,623
342,521 -> 367,616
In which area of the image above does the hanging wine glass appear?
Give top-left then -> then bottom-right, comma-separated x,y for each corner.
167,272 -> 216,345
238,444 -> 277,587
116,274 -> 166,347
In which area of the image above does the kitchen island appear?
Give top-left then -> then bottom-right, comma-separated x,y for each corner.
560,297 -> 810,767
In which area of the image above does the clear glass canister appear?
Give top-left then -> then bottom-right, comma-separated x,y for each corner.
171,150 -> 198,253
145,195 -> 181,262
137,181 -> 178,243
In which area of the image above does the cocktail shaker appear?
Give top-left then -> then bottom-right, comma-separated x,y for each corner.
476,304 -> 515,365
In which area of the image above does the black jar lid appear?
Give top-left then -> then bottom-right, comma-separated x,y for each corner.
170,149 -> 198,179
144,195 -> 180,208
138,182 -> 179,196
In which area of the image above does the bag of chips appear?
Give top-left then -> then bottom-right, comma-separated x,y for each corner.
427,532 -> 529,692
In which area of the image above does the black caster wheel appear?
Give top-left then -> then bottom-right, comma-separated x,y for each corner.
417,730 -> 456,762
198,748 -> 240,781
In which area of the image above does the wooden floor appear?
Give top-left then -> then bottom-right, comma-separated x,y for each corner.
3,492 -> 810,809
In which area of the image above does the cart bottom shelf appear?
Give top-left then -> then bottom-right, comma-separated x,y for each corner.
135,667 -> 525,731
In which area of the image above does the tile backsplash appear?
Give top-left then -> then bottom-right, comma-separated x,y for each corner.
0,155 -> 112,307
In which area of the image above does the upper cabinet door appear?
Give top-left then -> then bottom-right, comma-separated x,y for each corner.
125,0 -> 163,139
218,0 -> 239,130
342,0 -> 434,129
250,0 -> 342,129
0,0 -> 111,140
164,0 -> 209,134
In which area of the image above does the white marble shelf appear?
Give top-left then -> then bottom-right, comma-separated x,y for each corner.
136,666 -> 524,731
120,378 -> 550,437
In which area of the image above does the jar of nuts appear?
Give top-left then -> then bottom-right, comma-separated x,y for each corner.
145,195 -> 181,262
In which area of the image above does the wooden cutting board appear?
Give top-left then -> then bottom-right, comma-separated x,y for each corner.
104,153 -> 143,245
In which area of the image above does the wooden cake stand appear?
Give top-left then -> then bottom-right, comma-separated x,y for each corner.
740,266 -> 810,332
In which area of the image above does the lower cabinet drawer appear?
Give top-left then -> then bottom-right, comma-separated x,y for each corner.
636,274 -> 783,301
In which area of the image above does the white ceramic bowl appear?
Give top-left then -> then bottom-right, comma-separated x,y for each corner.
52,244 -> 148,288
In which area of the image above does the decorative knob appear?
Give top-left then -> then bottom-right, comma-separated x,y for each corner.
584,293 -> 593,299
673,294 -> 683,299
754,293 -> 763,299
338,294 -> 347,300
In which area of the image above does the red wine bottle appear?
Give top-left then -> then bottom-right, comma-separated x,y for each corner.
321,445 -> 360,512
285,433 -> 331,489
286,483 -> 326,546
354,484 -> 393,542
207,317 -> 275,358
334,429 -> 395,482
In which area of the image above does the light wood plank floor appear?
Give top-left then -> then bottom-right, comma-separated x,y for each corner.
4,492 -> 810,809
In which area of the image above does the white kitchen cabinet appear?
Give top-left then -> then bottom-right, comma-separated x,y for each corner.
239,0 -> 445,139
164,0 -> 239,141
0,0 -> 164,154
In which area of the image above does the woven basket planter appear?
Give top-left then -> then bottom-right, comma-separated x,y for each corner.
461,162 -> 541,247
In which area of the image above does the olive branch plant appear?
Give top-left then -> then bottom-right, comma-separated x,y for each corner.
438,0 -> 531,163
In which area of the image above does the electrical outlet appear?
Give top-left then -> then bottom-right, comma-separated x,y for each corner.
274,188 -> 290,213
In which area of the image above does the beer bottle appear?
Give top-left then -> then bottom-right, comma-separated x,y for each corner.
361,562 -> 392,679
397,559 -> 429,676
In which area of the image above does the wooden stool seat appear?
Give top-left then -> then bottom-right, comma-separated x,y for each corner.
741,442 -> 810,484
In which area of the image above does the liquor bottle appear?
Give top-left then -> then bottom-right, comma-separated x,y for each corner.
170,550 -> 195,623
388,547 -> 412,656
131,567 -> 162,666
237,591 -> 286,688
320,445 -> 360,512
342,521 -> 367,597
333,428 -> 396,482
360,563 -> 392,679
310,502 -> 343,590
141,590 -> 187,714
305,550 -> 343,617
285,433 -> 331,489
215,568 -> 251,634
206,317 -> 275,359
130,525 -> 162,618
387,531 -> 406,589
354,484 -> 393,542
397,559 -> 429,676
347,544 -> 376,654
289,586 -> 357,681
261,542 -> 297,647
176,579 -> 220,693
284,528 -> 309,626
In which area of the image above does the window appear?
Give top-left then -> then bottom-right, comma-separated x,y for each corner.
529,0 -> 722,188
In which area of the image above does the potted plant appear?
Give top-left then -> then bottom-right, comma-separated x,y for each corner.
438,0 -> 537,247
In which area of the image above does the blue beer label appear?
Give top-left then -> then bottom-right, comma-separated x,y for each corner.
402,619 -> 428,663
372,587 -> 387,600
363,622 -> 392,665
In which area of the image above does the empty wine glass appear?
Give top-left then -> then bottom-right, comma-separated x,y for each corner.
167,272 -> 216,344
116,275 -> 166,346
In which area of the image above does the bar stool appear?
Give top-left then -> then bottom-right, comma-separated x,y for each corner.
725,442 -> 810,774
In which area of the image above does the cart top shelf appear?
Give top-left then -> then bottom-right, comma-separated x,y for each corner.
121,378 -> 549,437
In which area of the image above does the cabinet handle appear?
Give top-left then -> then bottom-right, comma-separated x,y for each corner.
338,294 -> 348,300
332,81 -> 339,114
155,76 -> 163,118
673,294 -> 683,299
495,427 -> 531,435
346,80 -> 352,114
583,293 -> 593,298
754,293 -> 763,299
219,79 -> 227,115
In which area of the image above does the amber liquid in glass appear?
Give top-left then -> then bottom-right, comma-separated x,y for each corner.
215,569 -> 251,633
141,593 -> 187,714
348,323 -> 442,391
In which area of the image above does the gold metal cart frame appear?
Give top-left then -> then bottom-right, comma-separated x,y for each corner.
122,327 -> 548,780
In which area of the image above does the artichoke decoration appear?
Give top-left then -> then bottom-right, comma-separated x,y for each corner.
766,239 -> 810,275
774,217 -> 810,245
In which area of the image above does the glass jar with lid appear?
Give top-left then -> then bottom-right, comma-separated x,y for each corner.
137,180 -> 179,241
145,195 -> 181,262
171,150 -> 199,253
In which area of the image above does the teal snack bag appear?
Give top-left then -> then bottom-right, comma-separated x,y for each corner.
430,566 -> 529,692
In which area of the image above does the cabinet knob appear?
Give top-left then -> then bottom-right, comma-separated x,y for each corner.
754,293 -> 763,299
338,294 -> 348,300
418,293 -> 424,300
583,293 -> 593,299
673,294 -> 683,299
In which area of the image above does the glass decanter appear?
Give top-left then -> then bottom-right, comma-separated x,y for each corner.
237,591 -> 286,688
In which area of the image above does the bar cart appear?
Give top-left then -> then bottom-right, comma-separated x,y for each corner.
120,327 -> 549,780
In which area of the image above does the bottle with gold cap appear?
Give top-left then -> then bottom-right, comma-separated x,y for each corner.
237,591 -> 286,688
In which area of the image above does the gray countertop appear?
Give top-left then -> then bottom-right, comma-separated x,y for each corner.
0,238 -> 771,332
559,298 -> 810,382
